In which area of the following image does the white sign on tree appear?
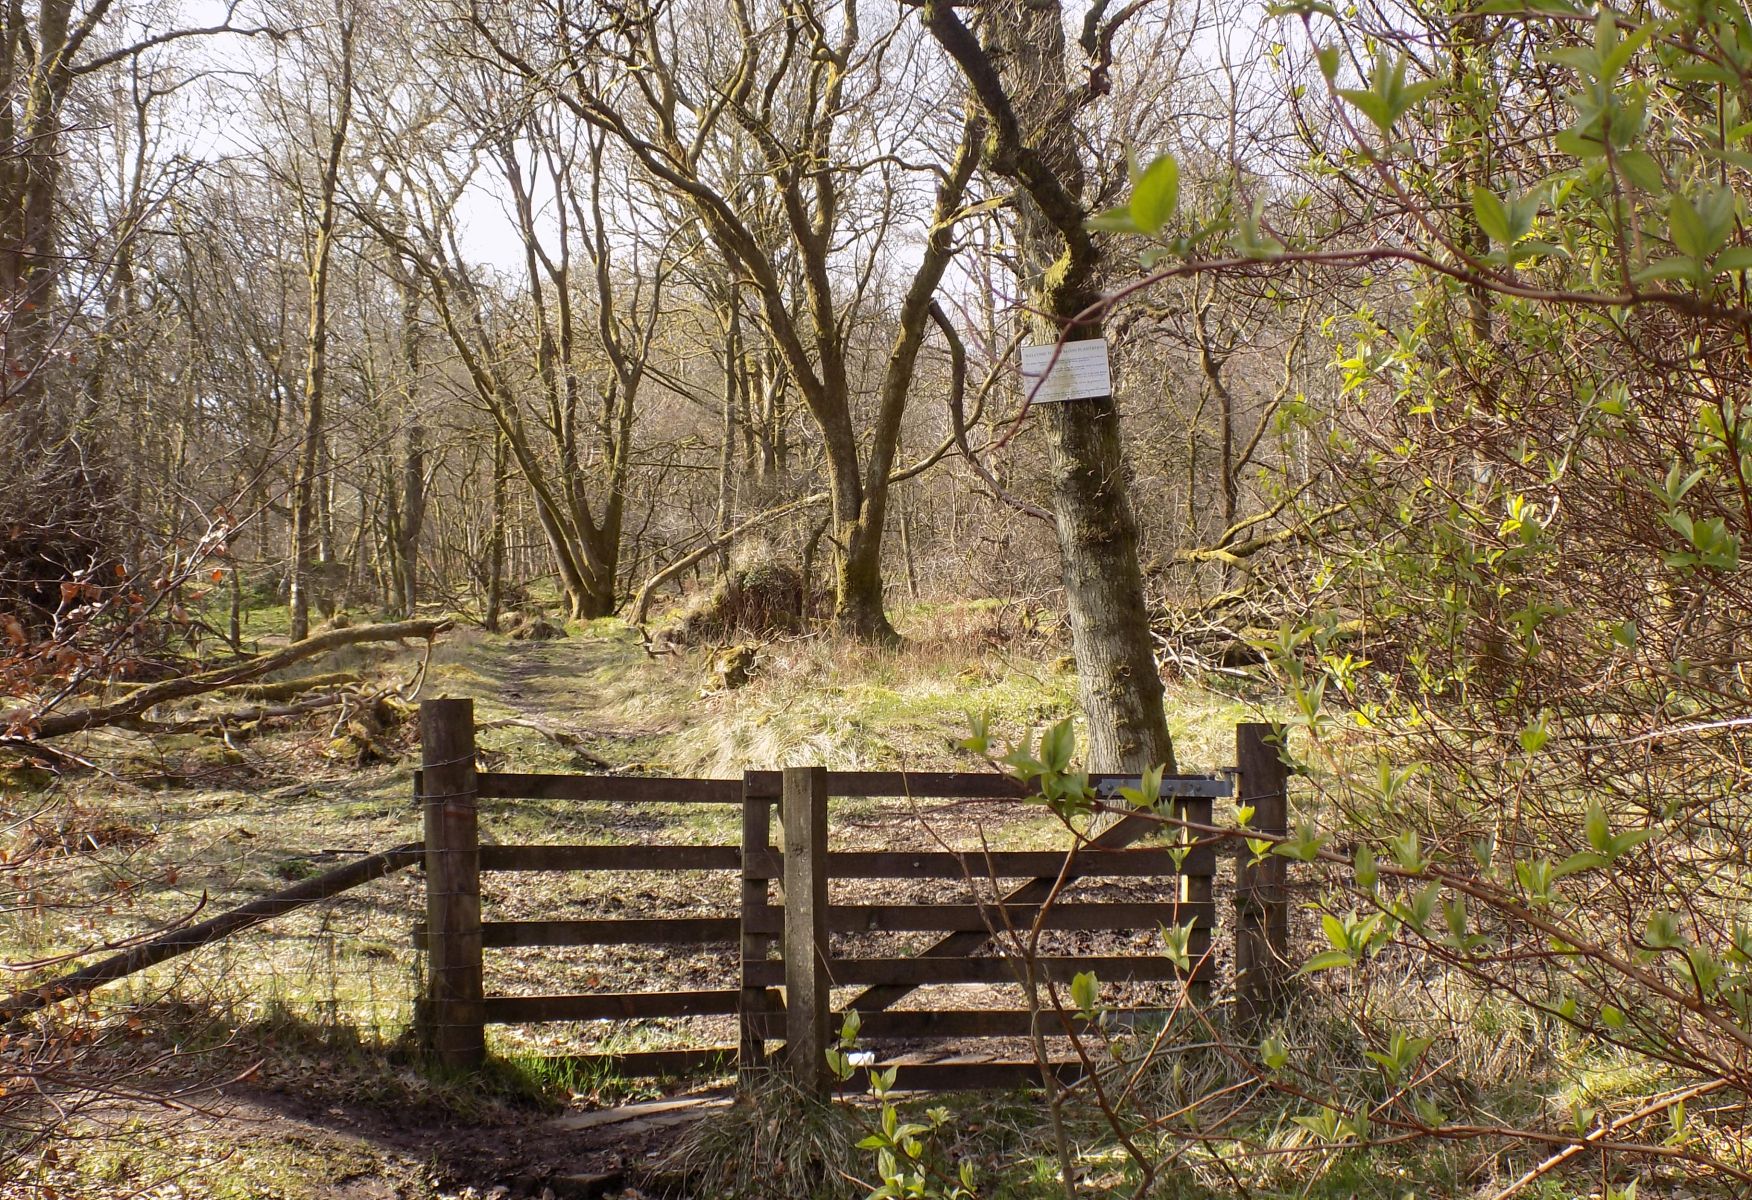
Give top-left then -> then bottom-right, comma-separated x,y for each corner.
1019,338 -> 1112,404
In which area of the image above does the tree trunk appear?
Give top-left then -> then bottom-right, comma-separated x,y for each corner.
317,438 -> 336,566
288,8 -> 354,643
715,303 -> 740,577
397,281 -> 426,617
835,518 -> 894,642
902,497 -> 920,601
0,1 -> 71,426
485,427 -> 507,632
924,0 -> 1173,773
399,421 -> 425,616
1039,397 -> 1172,771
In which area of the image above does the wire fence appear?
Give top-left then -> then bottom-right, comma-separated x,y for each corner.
3,860 -> 423,1047
133,869 -> 422,1042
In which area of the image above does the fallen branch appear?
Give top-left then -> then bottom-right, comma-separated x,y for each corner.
1175,503 -> 1350,567
118,692 -> 350,736
5,619 -> 451,741
107,671 -> 358,700
208,671 -> 361,702
0,843 -> 424,1023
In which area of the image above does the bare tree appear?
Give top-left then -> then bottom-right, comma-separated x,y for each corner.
281,2 -> 356,642
465,0 -> 982,640
0,1 -> 273,422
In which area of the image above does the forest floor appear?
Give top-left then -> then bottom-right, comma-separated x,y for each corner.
2,601 -> 1265,1200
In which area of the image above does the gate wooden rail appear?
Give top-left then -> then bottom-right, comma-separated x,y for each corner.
412,698 -> 1288,1094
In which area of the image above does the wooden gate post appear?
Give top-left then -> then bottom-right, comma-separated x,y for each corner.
420,697 -> 485,1069
1234,722 -> 1290,1029
739,771 -> 774,1087
782,766 -> 830,1100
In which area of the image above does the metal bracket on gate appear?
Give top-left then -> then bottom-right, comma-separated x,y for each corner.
1094,775 -> 1233,800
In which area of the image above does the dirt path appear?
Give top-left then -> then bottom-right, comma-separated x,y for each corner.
222,1083 -> 730,1198
8,1075 -> 733,1200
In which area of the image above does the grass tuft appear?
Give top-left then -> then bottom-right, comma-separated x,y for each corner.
664,1076 -> 864,1200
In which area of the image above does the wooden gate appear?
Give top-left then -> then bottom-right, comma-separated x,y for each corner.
413,699 -> 1287,1092
737,767 -> 1228,1092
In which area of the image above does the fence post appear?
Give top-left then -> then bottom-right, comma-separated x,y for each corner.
739,771 -> 774,1088
782,765 -> 829,1100
1234,722 -> 1289,1029
420,697 -> 485,1069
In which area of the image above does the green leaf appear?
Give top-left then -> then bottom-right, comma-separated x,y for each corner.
1070,970 -> 1099,1017
1039,718 -> 1076,774
1389,829 -> 1426,872
1336,88 -> 1390,135
1238,195 -> 1283,258
1555,125 -> 1608,160
1518,716 -> 1550,755
1699,185 -> 1737,251
1321,912 -> 1348,951
1663,463 -> 1705,503
1684,947 -> 1723,995
1400,80 -> 1440,110
1086,205 -> 1142,234
1611,828 -> 1653,856
1634,257 -> 1704,284
1506,188 -> 1543,243
1472,186 -> 1511,247
1443,894 -> 1467,938
1335,51 -> 1437,136
1399,881 -> 1440,930
1548,43 -> 1600,73
1130,154 -> 1180,236
1616,149 -> 1663,192
1120,763 -> 1166,810
1316,45 -> 1341,81
1598,16 -> 1657,79
1354,844 -> 1379,891
1298,949 -> 1356,974
1273,819 -> 1325,862
998,743 -> 1044,780
1717,246 -> 1752,273
1264,0 -> 1338,14
1554,850 -> 1610,878
1511,239 -> 1565,264
956,711 -> 993,756
1671,193 -> 1717,260
1646,911 -> 1685,949
1161,918 -> 1198,970
1414,1095 -> 1447,1127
